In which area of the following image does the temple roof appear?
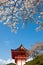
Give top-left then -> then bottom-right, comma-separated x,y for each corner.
11,44 -> 29,52
11,44 -> 30,59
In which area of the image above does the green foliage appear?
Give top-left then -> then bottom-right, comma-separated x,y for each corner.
25,55 -> 43,65
7,63 -> 15,65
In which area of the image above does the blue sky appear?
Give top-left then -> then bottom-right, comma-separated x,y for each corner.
0,22 -> 43,60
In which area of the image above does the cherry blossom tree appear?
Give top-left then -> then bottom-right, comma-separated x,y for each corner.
0,0 -> 43,32
30,42 -> 43,57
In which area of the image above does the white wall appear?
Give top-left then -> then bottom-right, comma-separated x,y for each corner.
22,60 -> 25,65
17,59 -> 25,65
17,59 -> 21,65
